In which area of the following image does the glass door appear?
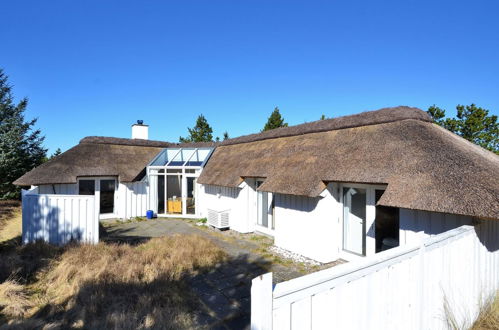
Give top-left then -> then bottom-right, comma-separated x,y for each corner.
343,187 -> 367,256
100,179 -> 116,214
166,171 -> 182,214
186,177 -> 196,215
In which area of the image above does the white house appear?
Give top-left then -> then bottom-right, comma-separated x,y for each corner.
15,107 -> 499,263
196,106 -> 498,262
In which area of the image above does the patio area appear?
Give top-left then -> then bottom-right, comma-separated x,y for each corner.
100,218 -> 343,329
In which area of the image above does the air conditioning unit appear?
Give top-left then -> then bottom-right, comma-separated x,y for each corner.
207,209 -> 230,229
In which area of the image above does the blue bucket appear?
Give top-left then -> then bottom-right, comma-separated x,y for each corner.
146,210 -> 154,219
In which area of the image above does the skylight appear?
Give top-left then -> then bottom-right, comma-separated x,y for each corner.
149,147 -> 213,168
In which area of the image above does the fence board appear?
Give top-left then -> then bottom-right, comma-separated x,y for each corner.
252,223 -> 499,329
22,192 -> 98,245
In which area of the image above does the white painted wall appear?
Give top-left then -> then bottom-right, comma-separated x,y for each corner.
199,182 -> 253,233
22,191 -> 98,245
252,222 -> 499,330
199,182 -> 476,264
117,182 -> 148,219
38,184 -> 77,195
274,183 -> 340,263
400,208 -> 473,245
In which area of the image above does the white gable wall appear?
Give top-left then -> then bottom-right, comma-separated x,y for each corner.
198,182 -> 253,233
273,183 -> 341,263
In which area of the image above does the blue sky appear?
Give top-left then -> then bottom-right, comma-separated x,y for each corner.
1,0 -> 498,154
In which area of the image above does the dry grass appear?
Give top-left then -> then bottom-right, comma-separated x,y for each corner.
0,201 -> 22,244
0,232 -> 226,329
471,293 -> 499,330
0,280 -> 32,319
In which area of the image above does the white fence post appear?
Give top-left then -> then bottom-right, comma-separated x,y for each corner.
21,189 -> 27,244
251,272 -> 273,330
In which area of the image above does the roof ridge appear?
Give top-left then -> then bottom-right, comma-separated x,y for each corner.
221,106 -> 431,146
80,136 -> 172,148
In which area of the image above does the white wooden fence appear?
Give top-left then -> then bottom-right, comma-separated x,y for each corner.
22,190 -> 99,245
252,221 -> 499,330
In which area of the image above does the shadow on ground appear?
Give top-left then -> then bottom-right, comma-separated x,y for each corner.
2,250 -> 265,329
98,223 -> 266,329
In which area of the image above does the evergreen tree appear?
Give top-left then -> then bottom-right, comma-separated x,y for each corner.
223,131 -> 229,140
179,114 -> 213,143
0,69 -> 47,199
262,107 -> 288,131
320,114 -> 327,120
50,148 -> 62,159
427,104 -> 498,154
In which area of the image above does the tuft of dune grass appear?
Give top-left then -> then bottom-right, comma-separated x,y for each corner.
0,234 -> 226,329
0,200 -> 22,244
471,292 -> 499,330
0,279 -> 32,319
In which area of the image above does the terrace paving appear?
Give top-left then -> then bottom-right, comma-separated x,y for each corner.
102,218 -> 306,329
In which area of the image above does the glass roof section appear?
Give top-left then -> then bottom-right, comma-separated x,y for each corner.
149,147 -> 214,167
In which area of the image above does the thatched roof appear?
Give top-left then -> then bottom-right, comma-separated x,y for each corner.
198,106 -> 499,221
14,137 -> 172,185
80,137 -> 219,149
15,136 -> 219,186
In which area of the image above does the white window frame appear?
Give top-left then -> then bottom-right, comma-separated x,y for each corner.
77,176 -> 118,219
338,183 -> 387,260
254,178 -> 275,236
147,166 -> 202,218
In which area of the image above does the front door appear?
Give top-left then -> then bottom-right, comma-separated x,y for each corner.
343,187 -> 366,256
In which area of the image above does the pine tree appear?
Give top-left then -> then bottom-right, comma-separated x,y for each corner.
179,114 -> 214,143
262,107 -> 288,131
427,104 -> 498,154
0,69 -> 47,199
50,148 -> 62,159
320,114 -> 327,120
223,131 -> 229,140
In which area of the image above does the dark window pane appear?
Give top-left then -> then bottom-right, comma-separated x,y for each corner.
100,180 -> 115,193
187,177 -> 196,215
185,161 -> 203,166
158,176 -> 165,214
79,180 -> 95,195
375,189 -> 399,253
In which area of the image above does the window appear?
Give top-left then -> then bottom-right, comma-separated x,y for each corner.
79,180 -> 95,195
375,189 -> 399,252
147,147 -> 213,217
